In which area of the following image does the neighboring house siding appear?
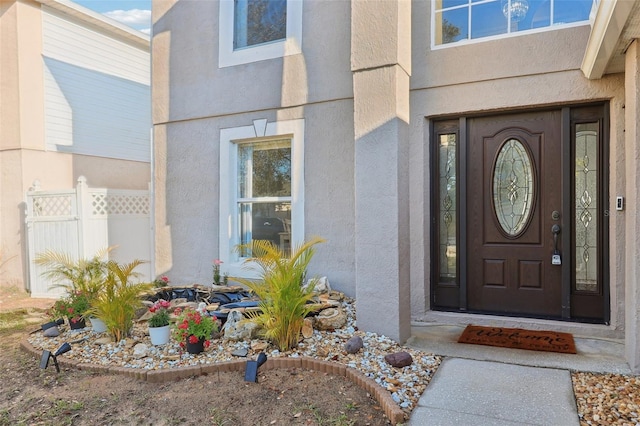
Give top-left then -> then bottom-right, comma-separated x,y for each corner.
42,7 -> 150,162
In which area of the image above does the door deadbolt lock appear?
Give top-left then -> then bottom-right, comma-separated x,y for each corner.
551,210 -> 560,221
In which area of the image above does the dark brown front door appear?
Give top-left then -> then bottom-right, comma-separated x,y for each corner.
467,111 -> 563,317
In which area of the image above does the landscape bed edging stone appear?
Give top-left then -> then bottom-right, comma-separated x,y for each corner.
20,338 -> 405,424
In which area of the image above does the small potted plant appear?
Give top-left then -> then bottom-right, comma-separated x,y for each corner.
153,275 -> 170,288
147,299 -> 171,345
172,308 -> 218,354
48,291 -> 90,330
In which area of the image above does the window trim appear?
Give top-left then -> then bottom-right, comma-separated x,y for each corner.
219,119 -> 305,278
218,0 -> 303,68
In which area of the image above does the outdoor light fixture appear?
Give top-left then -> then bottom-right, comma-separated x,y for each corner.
244,352 -> 267,383
501,0 -> 529,22
39,342 -> 72,373
40,318 -> 64,331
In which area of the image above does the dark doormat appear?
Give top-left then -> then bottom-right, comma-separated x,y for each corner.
457,325 -> 577,354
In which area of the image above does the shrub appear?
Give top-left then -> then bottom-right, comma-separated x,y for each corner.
87,260 -> 153,342
234,236 -> 325,351
35,248 -> 110,308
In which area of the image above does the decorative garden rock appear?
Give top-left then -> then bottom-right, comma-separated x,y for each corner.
94,337 -> 113,345
231,347 -> 248,357
251,341 -> 268,352
314,307 -> 347,330
132,343 -> 149,359
223,309 -> 258,341
303,276 -> 331,294
43,326 -> 60,337
344,336 -> 363,354
384,351 -> 413,368
302,318 -> 314,339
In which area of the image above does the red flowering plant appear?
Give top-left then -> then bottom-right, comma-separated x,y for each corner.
48,291 -> 90,325
148,299 -> 171,328
172,308 -> 218,349
153,275 -> 170,288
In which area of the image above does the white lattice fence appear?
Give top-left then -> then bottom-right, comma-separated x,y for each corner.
25,177 -> 151,298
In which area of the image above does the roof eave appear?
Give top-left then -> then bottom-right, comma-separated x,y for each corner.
581,0 -> 635,80
34,0 -> 150,50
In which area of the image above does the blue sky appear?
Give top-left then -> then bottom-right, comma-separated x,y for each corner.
73,0 -> 152,33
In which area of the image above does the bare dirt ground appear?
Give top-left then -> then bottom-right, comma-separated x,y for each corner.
0,288 -> 391,426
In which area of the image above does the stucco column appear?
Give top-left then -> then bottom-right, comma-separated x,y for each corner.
625,40 -> 640,373
351,0 -> 411,343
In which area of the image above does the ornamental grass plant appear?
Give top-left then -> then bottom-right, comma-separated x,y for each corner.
87,260 -> 153,342
235,236 -> 325,351
35,248 -> 111,310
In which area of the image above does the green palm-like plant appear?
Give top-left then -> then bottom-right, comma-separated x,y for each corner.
87,260 -> 153,342
234,236 -> 325,351
35,248 -> 111,314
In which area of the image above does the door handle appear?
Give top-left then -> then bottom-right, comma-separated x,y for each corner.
551,225 -> 561,265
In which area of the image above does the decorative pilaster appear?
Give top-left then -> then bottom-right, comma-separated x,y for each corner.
351,0 -> 411,343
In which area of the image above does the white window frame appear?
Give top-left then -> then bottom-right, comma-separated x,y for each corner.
218,0 -> 303,68
219,118 -> 305,278
431,0 -> 594,50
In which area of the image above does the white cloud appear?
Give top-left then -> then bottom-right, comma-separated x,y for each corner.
103,9 -> 151,27
140,28 -> 151,35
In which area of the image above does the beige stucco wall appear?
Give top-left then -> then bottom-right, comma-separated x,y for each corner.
153,1 -> 631,347
0,0 -> 150,290
624,40 -> 639,372
152,1 -> 356,293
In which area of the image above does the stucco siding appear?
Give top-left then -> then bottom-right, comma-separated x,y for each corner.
154,99 -> 356,294
151,0 -> 352,125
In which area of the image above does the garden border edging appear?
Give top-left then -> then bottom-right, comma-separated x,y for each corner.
20,338 -> 404,424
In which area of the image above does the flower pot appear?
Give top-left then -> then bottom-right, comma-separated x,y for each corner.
89,317 -> 107,333
149,325 -> 171,345
68,317 -> 86,330
185,335 -> 205,354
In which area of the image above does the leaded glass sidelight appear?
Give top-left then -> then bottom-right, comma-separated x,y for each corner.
492,139 -> 535,236
438,133 -> 457,281
575,123 -> 598,292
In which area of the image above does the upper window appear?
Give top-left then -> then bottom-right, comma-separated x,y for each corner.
433,0 -> 594,47
219,0 -> 303,68
234,0 -> 287,49
219,119 -> 305,278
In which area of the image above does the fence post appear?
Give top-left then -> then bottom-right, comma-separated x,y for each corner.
76,176 -> 90,258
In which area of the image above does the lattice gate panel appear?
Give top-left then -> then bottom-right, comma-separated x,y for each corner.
26,180 -> 151,298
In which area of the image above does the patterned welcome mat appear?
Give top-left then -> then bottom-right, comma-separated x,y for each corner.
458,325 -> 577,354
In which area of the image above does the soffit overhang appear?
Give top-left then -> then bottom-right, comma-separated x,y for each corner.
582,0 -> 640,79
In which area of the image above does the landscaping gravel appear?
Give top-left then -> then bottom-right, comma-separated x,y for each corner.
28,297 -> 441,418
572,371 -> 640,425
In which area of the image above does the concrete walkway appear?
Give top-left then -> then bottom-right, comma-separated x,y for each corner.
408,358 -> 579,425
406,323 -> 631,425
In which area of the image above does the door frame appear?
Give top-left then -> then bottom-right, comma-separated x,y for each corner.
430,104 -> 610,324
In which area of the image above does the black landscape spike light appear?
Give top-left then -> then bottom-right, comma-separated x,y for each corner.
244,352 -> 267,383
41,318 -> 64,331
39,342 -> 72,373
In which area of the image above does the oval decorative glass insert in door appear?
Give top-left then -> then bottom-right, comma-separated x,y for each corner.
492,139 -> 535,236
